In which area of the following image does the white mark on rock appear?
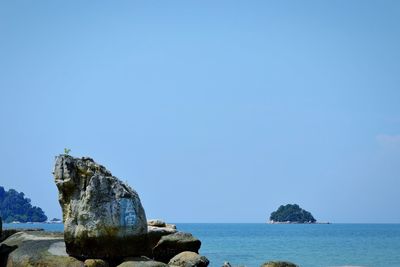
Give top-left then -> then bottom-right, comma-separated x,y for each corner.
120,198 -> 137,229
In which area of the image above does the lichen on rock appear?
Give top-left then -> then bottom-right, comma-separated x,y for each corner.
53,155 -> 148,259
152,232 -> 201,263
261,261 -> 298,267
168,251 -> 209,267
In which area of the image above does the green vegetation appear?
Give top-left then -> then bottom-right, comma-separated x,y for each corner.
0,186 -> 47,223
64,148 -> 71,155
261,261 -> 298,267
270,204 -> 316,223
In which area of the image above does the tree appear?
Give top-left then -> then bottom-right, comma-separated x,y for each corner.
270,204 -> 316,223
0,186 -> 47,223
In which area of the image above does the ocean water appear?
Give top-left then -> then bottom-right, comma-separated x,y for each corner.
4,223 -> 400,267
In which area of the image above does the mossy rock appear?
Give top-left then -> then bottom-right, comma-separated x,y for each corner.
168,251 -> 209,267
64,231 -> 148,260
84,259 -> 109,267
261,261 -> 298,267
117,256 -> 167,267
152,232 -> 201,263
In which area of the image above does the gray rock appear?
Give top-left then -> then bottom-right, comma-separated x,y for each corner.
1,228 -> 44,242
53,155 -> 148,259
148,226 -> 177,235
168,251 -> 209,267
117,256 -> 167,267
166,223 -> 177,229
1,231 -> 84,267
152,232 -> 201,263
222,262 -> 232,267
260,261 -> 298,267
147,225 -> 178,249
147,219 -> 166,227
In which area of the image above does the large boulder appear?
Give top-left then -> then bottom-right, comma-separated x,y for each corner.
147,224 -> 178,249
1,231 -> 84,267
147,219 -> 166,227
1,228 -> 44,243
261,261 -> 298,267
168,251 -> 209,267
53,155 -> 148,259
117,257 -> 167,267
152,232 -> 201,263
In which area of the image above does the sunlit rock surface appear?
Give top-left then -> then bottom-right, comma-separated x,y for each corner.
54,155 -> 148,259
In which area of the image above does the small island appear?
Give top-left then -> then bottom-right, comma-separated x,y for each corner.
269,204 -> 316,224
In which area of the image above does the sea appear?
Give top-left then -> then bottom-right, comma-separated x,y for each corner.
3,223 -> 400,267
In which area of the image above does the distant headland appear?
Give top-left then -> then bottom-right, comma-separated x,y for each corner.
0,186 -> 47,223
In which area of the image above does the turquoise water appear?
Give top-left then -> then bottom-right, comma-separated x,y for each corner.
4,223 -> 400,267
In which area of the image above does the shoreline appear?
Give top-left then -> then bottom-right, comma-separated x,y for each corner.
2,223 -> 399,266
268,221 -> 331,224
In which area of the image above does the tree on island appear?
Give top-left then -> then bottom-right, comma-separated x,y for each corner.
0,186 -> 47,223
270,204 -> 316,223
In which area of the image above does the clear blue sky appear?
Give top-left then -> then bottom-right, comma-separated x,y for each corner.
1,1 -> 399,223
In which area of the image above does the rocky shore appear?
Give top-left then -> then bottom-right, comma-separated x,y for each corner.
0,219 -> 209,267
0,155 -> 298,267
